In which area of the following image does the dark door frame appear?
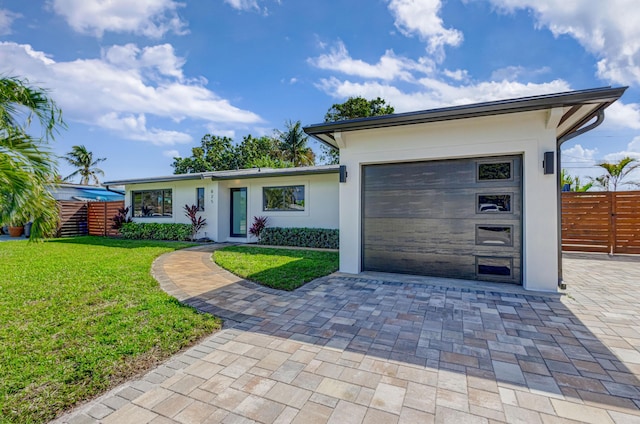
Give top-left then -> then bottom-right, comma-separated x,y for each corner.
230,187 -> 247,237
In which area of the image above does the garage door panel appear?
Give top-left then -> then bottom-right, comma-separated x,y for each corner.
364,189 -> 522,219
362,156 -> 522,283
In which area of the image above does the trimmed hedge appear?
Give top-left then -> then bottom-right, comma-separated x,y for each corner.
120,222 -> 192,241
258,227 -> 339,249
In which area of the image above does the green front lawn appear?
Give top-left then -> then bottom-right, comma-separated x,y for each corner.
0,237 -> 221,424
213,245 -> 339,291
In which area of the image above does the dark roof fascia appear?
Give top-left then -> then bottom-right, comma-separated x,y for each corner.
210,165 -> 340,180
103,173 -> 207,186
303,87 -> 627,145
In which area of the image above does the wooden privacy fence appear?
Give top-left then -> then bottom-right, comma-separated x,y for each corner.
562,191 -> 640,254
88,201 -> 124,237
57,200 -> 124,237
57,201 -> 88,237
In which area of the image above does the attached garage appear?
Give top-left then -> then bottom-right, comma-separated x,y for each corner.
305,87 -> 626,292
362,156 -> 522,283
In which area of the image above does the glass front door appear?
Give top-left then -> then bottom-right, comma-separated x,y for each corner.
230,188 -> 247,237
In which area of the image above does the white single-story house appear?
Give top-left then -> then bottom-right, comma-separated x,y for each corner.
304,87 -> 626,292
103,166 -> 339,243
105,87 -> 625,292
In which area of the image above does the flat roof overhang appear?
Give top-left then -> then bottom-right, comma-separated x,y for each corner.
303,87 -> 627,148
103,165 -> 340,186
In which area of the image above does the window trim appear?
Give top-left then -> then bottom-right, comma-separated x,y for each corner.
196,187 -> 205,212
262,185 -> 306,212
131,189 -> 173,218
475,256 -> 514,281
476,192 -> 514,214
476,159 -> 514,182
475,225 -> 514,247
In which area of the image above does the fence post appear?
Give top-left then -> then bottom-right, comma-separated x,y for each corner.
610,191 -> 617,255
607,191 -> 613,255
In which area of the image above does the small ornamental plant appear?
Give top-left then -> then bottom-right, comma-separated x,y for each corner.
184,204 -> 207,241
111,206 -> 132,230
249,216 -> 269,241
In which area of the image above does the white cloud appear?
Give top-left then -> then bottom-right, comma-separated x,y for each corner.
50,0 -> 187,38
163,149 -> 180,158
316,75 -> 570,113
0,9 -> 20,35
224,0 -> 259,11
603,101 -> 640,130
0,42 -> 262,145
387,0 -> 463,59
224,0 -> 280,14
96,112 -> 192,145
490,65 -> 551,82
308,41 -> 434,82
485,0 -> 640,86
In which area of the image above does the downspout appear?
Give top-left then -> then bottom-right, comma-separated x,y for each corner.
555,109 -> 606,288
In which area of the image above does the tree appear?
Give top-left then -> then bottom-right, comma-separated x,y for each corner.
590,156 -> 639,191
561,169 -> 593,192
63,145 -> 106,185
172,135 -> 238,173
321,96 -> 395,164
324,96 -> 395,122
0,76 -> 65,239
277,120 -> 315,167
171,134 -> 293,174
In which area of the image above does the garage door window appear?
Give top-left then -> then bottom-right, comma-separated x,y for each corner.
476,225 -> 513,246
478,194 -> 512,213
476,256 -> 513,278
478,161 -> 512,181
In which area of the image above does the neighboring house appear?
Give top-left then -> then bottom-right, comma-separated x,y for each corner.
304,87 -> 626,292
50,183 -> 125,202
103,165 -> 339,243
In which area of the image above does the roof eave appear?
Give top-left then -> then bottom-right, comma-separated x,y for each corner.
304,87 -> 627,148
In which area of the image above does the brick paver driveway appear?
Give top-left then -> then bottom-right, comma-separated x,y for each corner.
55,246 -> 640,423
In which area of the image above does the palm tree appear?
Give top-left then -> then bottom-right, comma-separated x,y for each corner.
277,120 -> 315,167
64,145 -> 106,185
561,169 -> 593,192
0,76 -> 65,239
591,156 -> 639,191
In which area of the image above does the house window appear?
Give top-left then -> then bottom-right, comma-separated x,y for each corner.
132,189 -> 172,217
478,161 -> 513,181
263,185 -> 305,211
196,187 -> 205,211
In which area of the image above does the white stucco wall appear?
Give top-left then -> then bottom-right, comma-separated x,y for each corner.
124,172 -> 339,243
337,110 -> 559,292
123,178 -> 215,239
216,173 -> 339,242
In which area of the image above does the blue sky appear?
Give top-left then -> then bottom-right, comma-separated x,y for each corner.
1,0 -> 640,184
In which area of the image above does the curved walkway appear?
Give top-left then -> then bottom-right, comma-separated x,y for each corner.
55,247 -> 640,424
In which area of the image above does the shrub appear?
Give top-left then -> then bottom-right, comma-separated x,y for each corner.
111,206 -> 132,230
249,216 -> 269,240
184,204 -> 207,241
259,227 -> 339,249
120,222 -> 192,241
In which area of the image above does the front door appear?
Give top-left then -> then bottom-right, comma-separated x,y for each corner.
230,188 -> 247,237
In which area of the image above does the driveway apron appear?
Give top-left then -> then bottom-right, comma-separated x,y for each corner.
54,246 -> 640,424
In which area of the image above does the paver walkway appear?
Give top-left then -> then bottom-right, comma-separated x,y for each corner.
55,246 -> 640,423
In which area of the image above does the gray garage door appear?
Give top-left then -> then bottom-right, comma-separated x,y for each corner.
362,155 -> 522,283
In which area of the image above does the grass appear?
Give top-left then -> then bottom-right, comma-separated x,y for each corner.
213,245 -> 339,291
0,236 -> 221,424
